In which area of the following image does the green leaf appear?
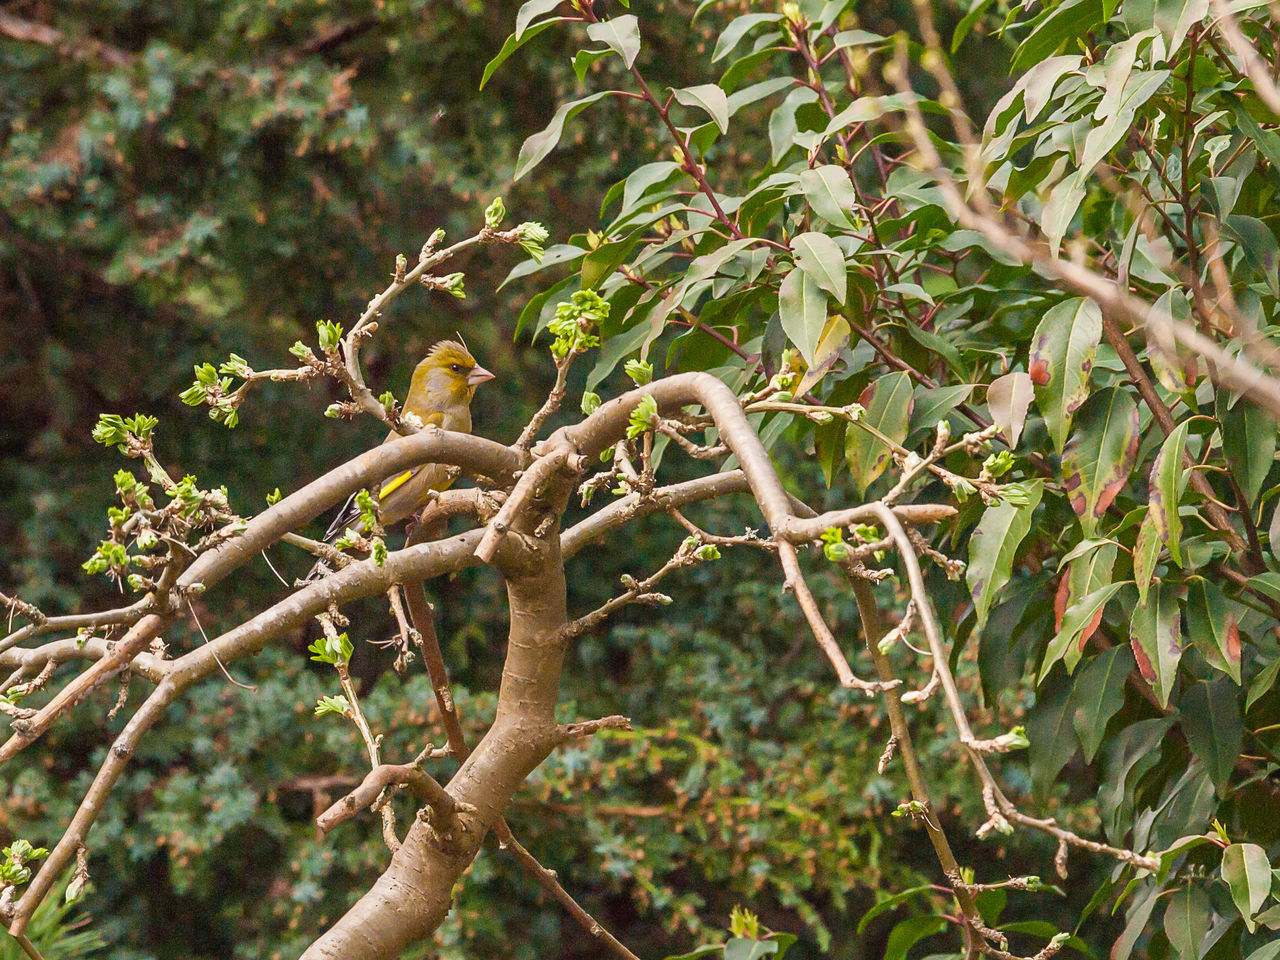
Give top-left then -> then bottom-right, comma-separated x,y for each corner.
952,0 -> 996,51
987,371 -> 1033,448
1222,214 -> 1280,296
723,941 -> 778,960
1233,104 -> 1280,173
1072,645 -> 1135,763
712,13 -> 783,62
769,87 -> 818,164
1130,583 -> 1183,709
778,267 -> 828,365
1222,842 -> 1271,931
1187,580 -> 1240,684
909,384 -> 973,436
1163,885 -> 1211,960
799,165 -> 856,230
844,372 -> 913,494
1041,582 -> 1124,682
1060,388 -> 1141,535
1219,397 -> 1277,505
1246,940 -> 1280,960
790,231 -> 847,303
572,48 -> 613,83
967,480 -> 1044,628
1078,69 -> 1170,176
1181,677 -> 1242,794
1011,0 -> 1108,72
884,915 -> 948,960
480,18 -> 566,90
820,94 -> 911,139
1149,420 -> 1190,565
1133,510 -> 1161,605
857,885 -> 934,935
1027,668 -> 1077,804
515,0 -> 565,39
1110,881 -> 1161,960
514,92 -> 611,181
1248,658 -> 1280,712
672,84 -> 730,134
613,161 -> 681,219
1028,297 -> 1102,452
587,15 -> 640,68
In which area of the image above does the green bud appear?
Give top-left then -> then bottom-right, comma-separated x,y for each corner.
289,340 -> 310,360
316,320 -> 343,352
441,272 -> 466,298
624,359 -> 653,386
324,404 -> 344,419
314,694 -> 351,717
485,196 -> 506,228
626,394 -> 658,439
694,544 -> 721,561
516,221 -> 550,263
266,488 -> 282,505
581,391 -> 601,415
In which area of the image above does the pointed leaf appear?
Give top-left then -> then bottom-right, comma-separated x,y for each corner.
481,18 -> 567,90
515,92 -> 611,180
845,372 -> 913,494
1130,583 -> 1183,708
1027,668 -> 1077,803
791,231 -> 847,303
967,480 -> 1044,628
673,84 -> 730,133
1149,421 -> 1190,565
1181,677 -> 1242,794
1041,582 -> 1124,682
988,372 -> 1034,448
1061,388 -> 1141,534
516,0 -> 566,39
587,15 -> 640,68
909,384 -> 974,436
1072,645 -> 1135,762
884,915 -> 948,960
856,885 -> 934,935
1028,297 -> 1102,451
1188,580 -> 1240,684
1220,398 -> 1278,505
711,12 -> 783,62
778,267 -> 828,365
795,314 -> 851,396
1133,510 -> 1161,605
799,165 -> 856,229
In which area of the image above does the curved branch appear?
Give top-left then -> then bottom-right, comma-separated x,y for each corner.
317,765 -> 475,838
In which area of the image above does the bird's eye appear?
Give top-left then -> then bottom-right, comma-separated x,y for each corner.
449,364 -> 463,373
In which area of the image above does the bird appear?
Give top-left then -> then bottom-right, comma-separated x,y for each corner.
304,339 -> 494,580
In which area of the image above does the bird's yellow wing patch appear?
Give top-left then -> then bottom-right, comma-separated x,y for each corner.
379,470 -> 415,499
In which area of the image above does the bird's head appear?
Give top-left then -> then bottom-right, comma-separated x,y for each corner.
409,339 -> 495,410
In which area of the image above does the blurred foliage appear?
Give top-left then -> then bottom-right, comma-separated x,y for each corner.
4,0 -> 1280,957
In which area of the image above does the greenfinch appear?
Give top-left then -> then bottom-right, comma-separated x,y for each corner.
306,339 -> 493,579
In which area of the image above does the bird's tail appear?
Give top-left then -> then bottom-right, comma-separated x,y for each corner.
300,491 -> 365,584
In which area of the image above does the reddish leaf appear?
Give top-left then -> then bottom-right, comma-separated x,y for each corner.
1028,297 -> 1102,450
1060,388 -> 1141,535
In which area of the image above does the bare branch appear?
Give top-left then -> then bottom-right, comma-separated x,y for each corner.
316,764 -> 476,841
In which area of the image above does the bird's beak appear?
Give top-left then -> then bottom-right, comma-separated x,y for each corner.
467,364 -> 495,386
